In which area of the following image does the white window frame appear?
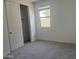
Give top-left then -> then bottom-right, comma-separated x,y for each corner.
38,6 -> 51,28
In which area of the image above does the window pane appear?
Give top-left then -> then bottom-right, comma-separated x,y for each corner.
39,9 -> 50,17
40,17 -> 51,27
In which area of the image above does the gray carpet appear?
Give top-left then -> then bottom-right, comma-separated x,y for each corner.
4,40 -> 76,59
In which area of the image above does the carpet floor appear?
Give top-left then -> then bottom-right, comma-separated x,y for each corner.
4,40 -> 76,59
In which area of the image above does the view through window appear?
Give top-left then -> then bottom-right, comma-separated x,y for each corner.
38,6 -> 51,28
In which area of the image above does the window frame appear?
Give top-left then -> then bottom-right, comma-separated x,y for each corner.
38,6 -> 51,28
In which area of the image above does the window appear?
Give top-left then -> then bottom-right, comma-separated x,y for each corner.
38,6 -> 51,28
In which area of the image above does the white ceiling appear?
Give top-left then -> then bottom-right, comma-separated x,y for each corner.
32,0 -> 38,2
32,0 -> 48,2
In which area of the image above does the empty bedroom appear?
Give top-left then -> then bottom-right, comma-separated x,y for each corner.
3,0 -> 76,59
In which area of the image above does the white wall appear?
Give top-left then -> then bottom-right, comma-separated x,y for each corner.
34,0 -> 76,44
3,2 -> 10,56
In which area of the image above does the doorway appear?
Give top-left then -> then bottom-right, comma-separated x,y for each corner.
20,4 -> 30,43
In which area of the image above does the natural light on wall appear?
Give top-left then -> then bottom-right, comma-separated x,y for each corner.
38,6 -> 51,28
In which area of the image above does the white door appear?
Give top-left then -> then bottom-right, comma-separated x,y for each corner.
5,1 -> 24,51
